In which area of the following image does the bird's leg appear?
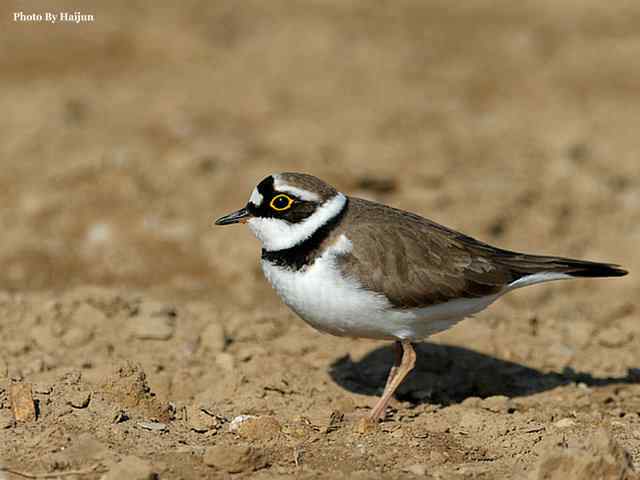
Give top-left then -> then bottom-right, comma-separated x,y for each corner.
383,341 -> 403,391
369,340 -> 416,421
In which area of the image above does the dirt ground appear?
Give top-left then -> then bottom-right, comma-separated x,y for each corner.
1,1 -> 639,478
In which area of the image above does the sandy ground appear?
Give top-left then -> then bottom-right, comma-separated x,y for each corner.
1,1 -> 639,478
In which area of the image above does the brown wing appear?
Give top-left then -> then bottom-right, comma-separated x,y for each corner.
336,198 -> 626,309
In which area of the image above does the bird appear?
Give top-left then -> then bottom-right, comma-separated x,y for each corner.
215,172 -> 627,421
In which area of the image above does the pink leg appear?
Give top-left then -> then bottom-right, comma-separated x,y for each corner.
383,341 -> 403,391
369,341 -> 416,421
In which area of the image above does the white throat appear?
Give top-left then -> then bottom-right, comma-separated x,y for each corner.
247,193 -> 347,251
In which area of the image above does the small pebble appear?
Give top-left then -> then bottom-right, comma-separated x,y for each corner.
69,391 -> 91,409
187,405 -> 222,433
554,418 -> 575,429
137,421 -> 168,432
10,383 -> 36,422
229,415 -> 257,432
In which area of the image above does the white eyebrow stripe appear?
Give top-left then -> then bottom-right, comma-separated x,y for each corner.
273,174 -> 320,202
249,187 -> 263,206
248,193 -> 346,251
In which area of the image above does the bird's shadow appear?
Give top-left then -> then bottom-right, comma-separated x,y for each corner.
329,342 -> 640,406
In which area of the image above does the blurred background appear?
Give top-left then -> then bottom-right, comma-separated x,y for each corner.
1,0 -> 637,306
2,1 -> 640,476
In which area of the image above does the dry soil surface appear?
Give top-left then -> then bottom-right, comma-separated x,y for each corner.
1,1 -> 639,479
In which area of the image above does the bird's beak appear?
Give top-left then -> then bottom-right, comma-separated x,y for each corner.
214,206 -> 252,226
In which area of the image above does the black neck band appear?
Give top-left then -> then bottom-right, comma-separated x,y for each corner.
261,198 -> 348,271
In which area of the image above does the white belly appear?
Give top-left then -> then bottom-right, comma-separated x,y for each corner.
260,235 -> 502,341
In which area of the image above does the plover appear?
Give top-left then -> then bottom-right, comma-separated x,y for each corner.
215,173 -> 627,421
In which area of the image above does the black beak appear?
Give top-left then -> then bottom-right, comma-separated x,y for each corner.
214,207 -> 252,226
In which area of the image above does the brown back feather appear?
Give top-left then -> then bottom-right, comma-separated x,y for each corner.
336,197 -> 625,309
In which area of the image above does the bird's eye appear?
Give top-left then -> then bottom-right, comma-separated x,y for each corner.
270,194 -> 294,211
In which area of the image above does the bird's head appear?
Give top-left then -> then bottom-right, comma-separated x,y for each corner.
215,173 -> 346,251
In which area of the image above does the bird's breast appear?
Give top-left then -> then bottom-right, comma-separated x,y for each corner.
260,251 -> 396,339
259,234 -> 499,341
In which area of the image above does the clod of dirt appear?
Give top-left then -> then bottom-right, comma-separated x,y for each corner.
103,455 -> 157,480
130,302 -> 176,340
68,390 -> 92,409
284,417 -> 316,440
229,415 -> 281,440
354,416 -> 378,435
10,383 -> 36,422
229,415 -> 257,431
481,395 -> 513,413
528,428 -> 638,480
186,404 -> 222,433
137,421 -> 168,432
200,323 -> 226,352
100,362 -> 171,421
203,444 -> 267,473
305,409 -> 346,434
101,363 -> 149,407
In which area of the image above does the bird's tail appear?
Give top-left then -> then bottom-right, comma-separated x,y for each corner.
559,260 -> 628,278
497,253 -> 627,289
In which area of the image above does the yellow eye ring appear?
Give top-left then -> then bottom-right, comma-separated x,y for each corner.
270,194 -> 294,211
